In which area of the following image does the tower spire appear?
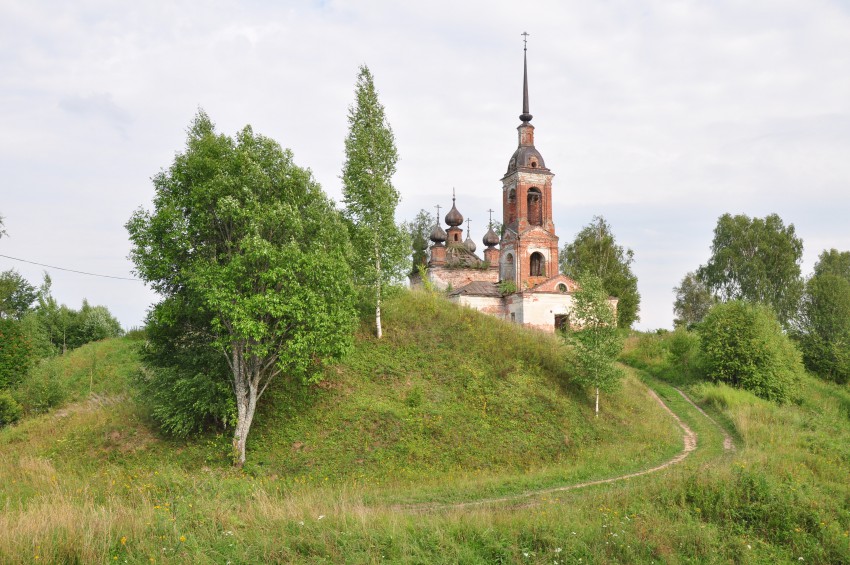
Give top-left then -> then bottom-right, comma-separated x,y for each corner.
520,32 -> 532,123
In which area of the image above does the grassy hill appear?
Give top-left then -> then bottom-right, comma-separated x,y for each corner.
0,290 -> 848,563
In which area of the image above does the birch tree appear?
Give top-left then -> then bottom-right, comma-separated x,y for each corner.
341,65 -> 409,338
567,274 -> 624,416
127,111 -> 356,466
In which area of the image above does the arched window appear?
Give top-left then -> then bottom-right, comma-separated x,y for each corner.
557,283 -> 568,293
506,188 -> 517,224
503,253 -> 515,282
527,188 -> 542,226
529,252 -> 545,277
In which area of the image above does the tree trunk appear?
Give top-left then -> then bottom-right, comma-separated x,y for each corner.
231,346 -> 259,467
375,240 -> 383,339
595,387 -> 599,417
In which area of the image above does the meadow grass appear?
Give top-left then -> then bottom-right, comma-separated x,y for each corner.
0,296 -> 848,562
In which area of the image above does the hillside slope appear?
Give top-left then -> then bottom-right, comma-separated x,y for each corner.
0,290 -> 690,562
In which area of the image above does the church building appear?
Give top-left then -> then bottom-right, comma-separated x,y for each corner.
411,43 -> 617,333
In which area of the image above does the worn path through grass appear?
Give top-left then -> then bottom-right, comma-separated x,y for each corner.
391,376 -> 735,513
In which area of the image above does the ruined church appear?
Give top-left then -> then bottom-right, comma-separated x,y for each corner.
411,44 -> 617,333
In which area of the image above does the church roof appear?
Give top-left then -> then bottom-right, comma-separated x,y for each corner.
449,281 -> 502,297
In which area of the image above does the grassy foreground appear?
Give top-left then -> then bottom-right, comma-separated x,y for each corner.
0,293 -> 848,562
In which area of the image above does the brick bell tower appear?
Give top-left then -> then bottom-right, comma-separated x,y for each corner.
499,36 -> 559,290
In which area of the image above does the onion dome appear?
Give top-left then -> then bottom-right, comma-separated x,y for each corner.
464,236 -> 477,253
483,226 -> 500,247
445,197 -> 463,227
429,223 -> 447,244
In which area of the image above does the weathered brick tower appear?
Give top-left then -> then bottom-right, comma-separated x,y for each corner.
498,40 -> 560,291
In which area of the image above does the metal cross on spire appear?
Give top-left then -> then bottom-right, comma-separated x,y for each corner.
435,204 -> 442,223
466,217 -> 472,237
521,31 -> 529,50
487,208 -> 495,228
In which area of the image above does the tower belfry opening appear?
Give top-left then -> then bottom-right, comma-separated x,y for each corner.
411,34 -> 618,333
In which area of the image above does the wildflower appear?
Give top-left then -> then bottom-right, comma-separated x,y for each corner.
318,515 -> 325,520
121,537 -> 127,545
179,536 -> 186,543
555,547 -> 562,553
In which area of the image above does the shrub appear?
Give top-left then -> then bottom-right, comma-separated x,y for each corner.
0,389 -> 22,426
697,301 -> 803,403
0,318 -> 34,388
12,363 -> 68,414
667,328 -> 700,380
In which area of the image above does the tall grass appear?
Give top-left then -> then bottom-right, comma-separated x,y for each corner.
1,292 -> 848,562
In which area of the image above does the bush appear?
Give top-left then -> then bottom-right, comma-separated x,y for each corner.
0,318 -> 34,388
12,363 -> 68,414
668,328 -> 700,380
697,301 -> 802,403
0,389 -> 22,426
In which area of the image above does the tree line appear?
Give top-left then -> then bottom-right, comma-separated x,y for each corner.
0,216 -> 124,425
670,212 -> 850,401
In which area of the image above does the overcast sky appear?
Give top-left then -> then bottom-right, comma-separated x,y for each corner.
1,1 -> 849,330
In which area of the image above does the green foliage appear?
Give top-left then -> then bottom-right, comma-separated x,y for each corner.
133,297 -> 235,437
12,363 -> 67,414
0,389 -> 22,426
29,276 -> 122,353
0,318 -> 34,389
795,256 -> 850,383
697,300 -> 802,403
667,327 -> 700,379
560,216 -> 640,328
11,338 -> 138,415
497,280 -> 517,295
342,65 -> 409,331
567,274 -> 624,412
697,213 -> 803,326
403,209 -> 434,272
672,271 -> 716,329
0,269 -> 37,320
127,110 -> 357,464
813,248 -> 850,279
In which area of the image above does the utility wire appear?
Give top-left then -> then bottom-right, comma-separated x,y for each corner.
0,253 -> 142,281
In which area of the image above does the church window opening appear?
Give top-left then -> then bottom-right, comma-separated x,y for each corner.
527,188 -> 542,226
529,158 -> 538,168
557,283 -> 568,293
503,253 -> 515,282
530,252 -> 545,277
506,188 -> 517,224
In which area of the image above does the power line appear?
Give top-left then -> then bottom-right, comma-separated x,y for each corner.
0,253 -> 142,281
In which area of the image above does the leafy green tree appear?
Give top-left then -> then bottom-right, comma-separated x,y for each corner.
127,111 -> 357,466
813,248 -> 850,280
0,318 -> 34,389
673,271 -> 716,329
697,301 -> 802,403
795,249 -> 850,383
560,216 -> 640,328
0,270 -> 37,320
697,213 -> 803,327
566,274 -> 625,416
402,209 -> 434,271
341,65 -> 409,338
